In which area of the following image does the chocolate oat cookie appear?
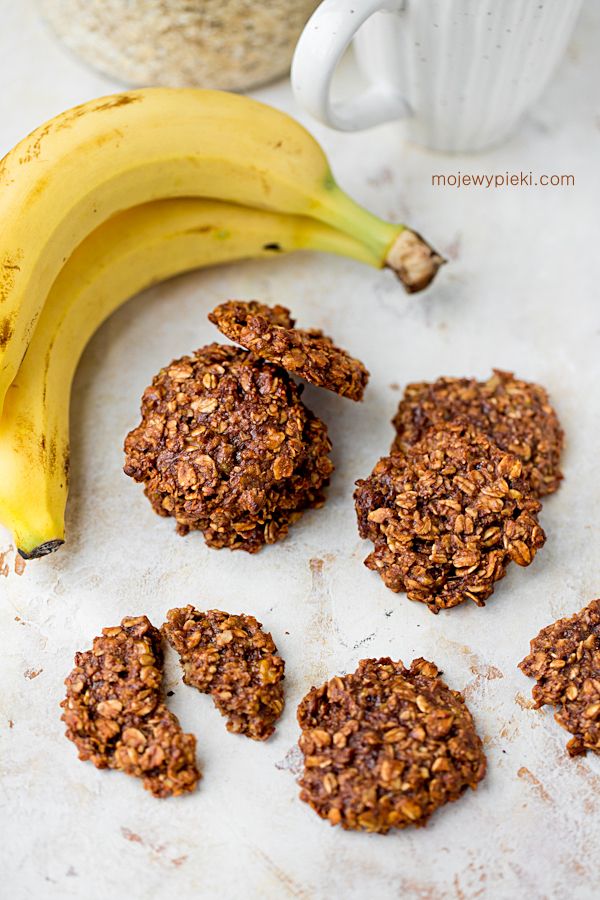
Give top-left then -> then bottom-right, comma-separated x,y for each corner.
124,343 -> 333,552
355,420 -> 545,612
209,300 -> 295,330
519,599 -> 600,757
208,300 -> 369,401
297,657 -> 486,833
163,606 -> 284,740
61,616 -> 200,798
391,370 -> 564,497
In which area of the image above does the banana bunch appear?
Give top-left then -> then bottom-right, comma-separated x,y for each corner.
0,88 -> 443,559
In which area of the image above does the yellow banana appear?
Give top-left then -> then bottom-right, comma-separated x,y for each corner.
0,88 -> 443,410
0,197 -> 382,558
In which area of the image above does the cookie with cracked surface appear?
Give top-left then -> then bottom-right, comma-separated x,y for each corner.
61,616 -> 200,798
297,657 -> 486,833
391,370 -> 564,497
124,343 -> 333,552
519,599 -> 600,757
208,300 -> 369,401
162,606 -> 284,740
354,420 -> 545,612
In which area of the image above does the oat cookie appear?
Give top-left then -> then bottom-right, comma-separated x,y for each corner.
124,343 -> 333,552
391,370 -> 564,497
163,606 -> 284,740
209,300 -> 369,401
297,657 -> 486,833
519,599 -> 600,757
355,420 -> 545,612
61,615 -> 200,798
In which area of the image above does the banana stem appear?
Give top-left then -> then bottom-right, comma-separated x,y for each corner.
18,540 -> 64,560
313,179 -> 445,292
385,229 -> 446,293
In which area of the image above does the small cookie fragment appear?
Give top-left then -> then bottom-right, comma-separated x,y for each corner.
297,657 -> 486,833
209,300 -> 369,401
354,420 -> 545,612
61,616 -> 200,798
163,606 -> 285,740
391,370 -> 564,497
124,343 -> 333,553
519,599 -> 600,757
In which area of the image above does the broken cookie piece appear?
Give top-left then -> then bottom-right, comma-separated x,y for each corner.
297,657 -> 486,833
355,420 -> 545,612
123,343 -> 333,552
61,615 -> 200,798
209,300 -> 369,401
162,606 -> 285,740
391,370 -> 564,497
519,599 -> 600,757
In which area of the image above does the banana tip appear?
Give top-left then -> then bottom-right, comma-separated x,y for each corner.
386,229 -> 446,293
18,539 -> 64,560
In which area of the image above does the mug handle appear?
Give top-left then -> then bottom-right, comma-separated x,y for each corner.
291,0 -> 409,131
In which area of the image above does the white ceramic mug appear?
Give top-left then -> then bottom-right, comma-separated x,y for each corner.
292,0 -> 583,152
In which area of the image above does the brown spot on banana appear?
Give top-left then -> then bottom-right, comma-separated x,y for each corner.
1,251 -> 23,304
16,94 -> 141,164
0,316 -> 14,349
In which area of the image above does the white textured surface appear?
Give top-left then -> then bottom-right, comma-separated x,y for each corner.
1,2 -> 599,899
